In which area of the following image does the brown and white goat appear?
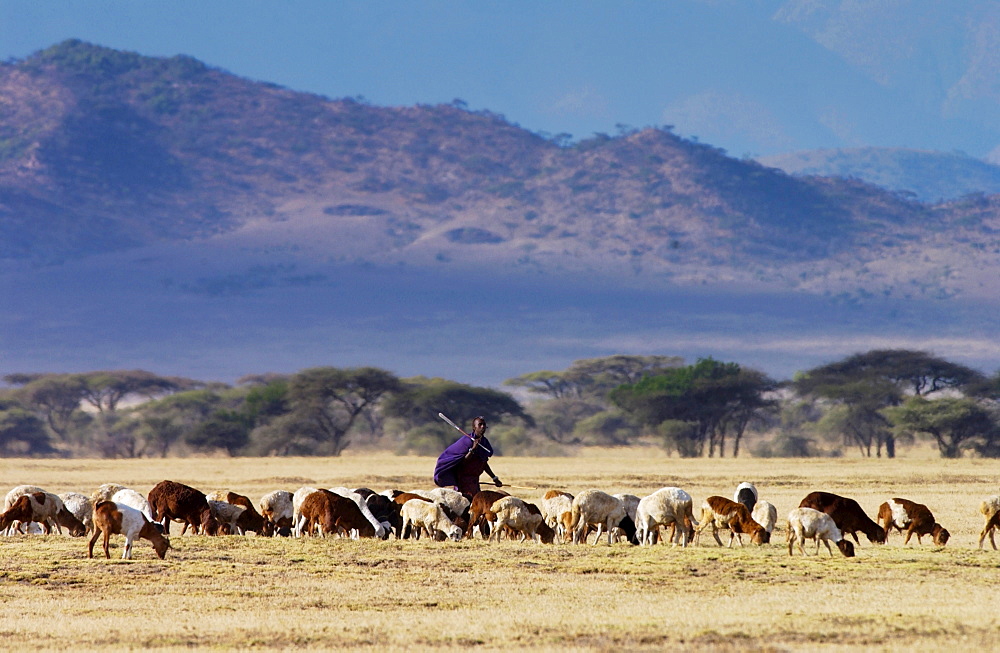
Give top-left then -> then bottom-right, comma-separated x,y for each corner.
877,498 -> 949,546
697,496 -> 769,547
89,501 -> 170,560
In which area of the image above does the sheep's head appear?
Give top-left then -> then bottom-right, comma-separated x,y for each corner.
868,525 -> 888,544
446,524 -> 463,541
153,535 -> 171,559
933,525 -> 950,546
837,539 -> 856,557
751,527 -> 770,546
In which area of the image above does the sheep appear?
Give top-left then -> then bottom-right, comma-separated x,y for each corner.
110,488 -> 155,522
0,495 -> 38,534
90,483 -> 127,505
569,489 -> 636,546
787,507 -> 855,557
877,498 -> 949,546
977,495 -> 1000,550
799,492 -> 886,545
89,501 -> 170,560
1,488 -> 86,537
59,492 -> 94,535
427,487 -> 471,522
208,500 -> 246,534
147,480 -> 219,536
259,490 -> 294,537
400,498 -> 463,541
329,487 -> 388,539
734,482 -> 758,513
696,496 -> 769,547
3,485 -> 46,534
206,490 -> 267,535
366,493 -> 403,539
465,490 -> 508,539
298,490 -> 375,538
292,487 -> 320,537
751,500 -> 778,535
635,487 -> 697,547
613,493 -> 640,522
489,496 -> 542,543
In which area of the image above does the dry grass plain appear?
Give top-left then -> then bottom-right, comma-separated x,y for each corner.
1,450 -> 999,651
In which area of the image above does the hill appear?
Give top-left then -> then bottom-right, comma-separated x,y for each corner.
2,41 -> 1000,386
3,40 -> 1000,300
758,148 -> 1000,203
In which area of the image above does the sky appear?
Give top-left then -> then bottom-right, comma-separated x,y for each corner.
2,0 -> 995,159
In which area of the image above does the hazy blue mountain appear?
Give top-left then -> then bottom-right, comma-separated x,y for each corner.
3,40 -> 1000,386
758,148 -> 1000,202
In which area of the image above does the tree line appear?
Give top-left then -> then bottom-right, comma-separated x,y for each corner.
1,350 -> 998,459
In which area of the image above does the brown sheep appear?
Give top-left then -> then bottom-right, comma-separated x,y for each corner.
696,496 -> 769,547
799,491 -> 886,545
147,480 -> 220,536
877,498 -> 949,546
465,489 -> 509,539
300,490 -> 376,538
977,496 -> 1000,550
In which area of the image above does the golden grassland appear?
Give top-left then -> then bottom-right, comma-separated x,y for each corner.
1,450 -> 999,651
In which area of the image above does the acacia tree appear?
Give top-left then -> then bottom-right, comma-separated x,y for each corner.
383,377 -> 531,452
885,396 -> 999,458
285,367 -> 401,456
609,358 -> 776,457
795,350 -> 986,458
6,374 -> 88,443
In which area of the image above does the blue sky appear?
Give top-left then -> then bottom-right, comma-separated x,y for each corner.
1,1 -> 995,158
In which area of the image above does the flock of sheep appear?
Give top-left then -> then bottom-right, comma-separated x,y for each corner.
2,479 -> 1000,561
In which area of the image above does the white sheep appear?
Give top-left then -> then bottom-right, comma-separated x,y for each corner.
59,492 -> 94,534
489,496 -> 542,543
89,501 -> 170,560
427,487 -> 471,520
635,487 -> 697,547
541,491 -> 574,542
90,483 -> 128,505
570,489 -> 628,546
110,488 -> 155,522
787,507 -> 855,557
400,498 -> 463,541
208,500 -> 246,534
292,487 -> 320,537
751,500 -> 778,535
259,490 -> 294,536
329,487 -> 388,539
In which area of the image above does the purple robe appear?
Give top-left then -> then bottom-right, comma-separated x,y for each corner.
433,433 -> 494,499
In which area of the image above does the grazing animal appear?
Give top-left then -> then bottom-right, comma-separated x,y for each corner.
59,492 -> 94,535
541,490 -> 574,542
206,491 -> 266,535
259,490 -> 294,537
751,500 -> 778,535
90,483 -> 128,505
1,489 -> 86,537
465,490 -> 509,539
292,487 -> 320,537
977,496 -> 1000,550
400,499 -> 463,541
298,490 -> 376,539
0,495 -> 38,534
329,487 -> 388,539
147,480 -> 219,536
366,494 -> 403,538
569,489 -> 636,546
110,488 -> 155,522
877,498 -> 949,546
635,487 -> 698,547
787,507 -> 855,557
733,482 -> 758,513
489,496 -> 543,543
697,496 -> 769,547
799,492 -> 886,545
89,501 -> 170,560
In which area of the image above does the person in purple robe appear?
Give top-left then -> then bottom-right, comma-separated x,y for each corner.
433,416 -> 502,500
